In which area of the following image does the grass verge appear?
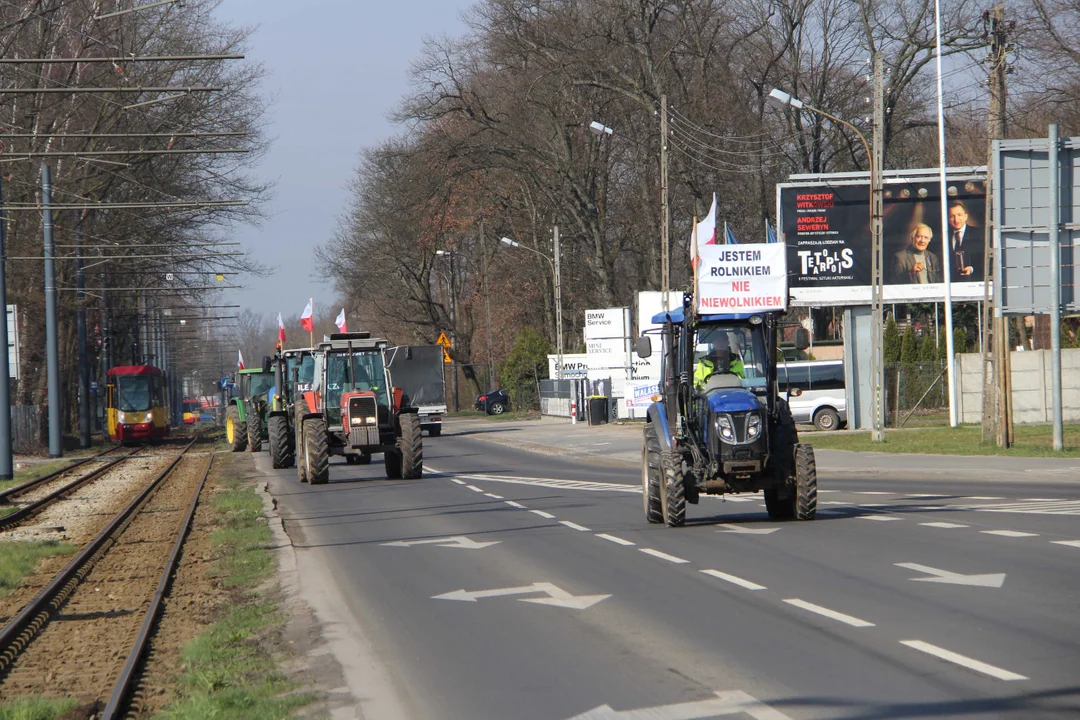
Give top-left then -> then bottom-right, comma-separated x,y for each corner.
0,697 -> 78,720
809,423 -> 1080,457
0,541 -> 76,601
157,461 -> 312,719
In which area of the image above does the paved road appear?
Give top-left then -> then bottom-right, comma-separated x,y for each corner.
257,419 -> 1080,719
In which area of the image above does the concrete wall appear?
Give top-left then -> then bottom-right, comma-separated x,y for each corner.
957,348 -> 1080,424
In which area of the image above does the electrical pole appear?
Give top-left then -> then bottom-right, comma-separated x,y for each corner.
553,225 -> 564,381
480,216 -> 495,390
76,220 -> 91,448
870,53 -> 886,442
660,93 -> 670,307
43,165 -> 62,458
0,175 -> 13,479
982,4 -> 1011,447
448,250 -> 458,412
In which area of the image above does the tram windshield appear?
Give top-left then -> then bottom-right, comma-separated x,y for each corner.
115,375 -> 153,412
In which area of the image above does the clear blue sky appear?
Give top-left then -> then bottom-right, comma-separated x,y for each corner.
212,0 -> 472,318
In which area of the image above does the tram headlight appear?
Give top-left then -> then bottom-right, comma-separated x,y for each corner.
144,411 -> 155,423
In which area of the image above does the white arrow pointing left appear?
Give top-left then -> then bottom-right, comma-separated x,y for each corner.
567,690 -> 792,720
715,524 -> 780,535
433,582 -> 610,610
381,536 -> 500,550
895,562 -> 1006,588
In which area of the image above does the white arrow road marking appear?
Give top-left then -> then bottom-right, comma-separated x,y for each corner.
1052,540 -> 1080,548
895,562 -> 1006,588
900,640 -> 1028,681
381,536 -> 500,550
567,690 -> 793,720
715,524 -> 779,535
981,529 -> 1039,538
858,515 -> 900,521
919,522 -> 969,529
433,582 -> 609,610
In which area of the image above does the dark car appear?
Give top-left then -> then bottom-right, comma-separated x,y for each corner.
474,389 -> 510,415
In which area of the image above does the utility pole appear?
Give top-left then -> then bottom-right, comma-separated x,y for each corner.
660,93 -> 670,307
553,225 -> 564,381
0,175 -> 13,479
982,4 -> 1011,447
448,250 -> 458,412
76,220 -> 91,448
870,53 -> 886,442
480,216 -> 495,390
43,165 -> 62,458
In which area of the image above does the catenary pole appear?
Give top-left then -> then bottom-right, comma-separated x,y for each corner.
42,165 -> 62,457
480,216 -> 495,390
1048,124 -> 1064,451
870,53 -> 886,442
0,174 -> 12,478
934,0 -> 958,427
76,220 -> 91,447
554,225 -> 563,381
660,94 -> 670,307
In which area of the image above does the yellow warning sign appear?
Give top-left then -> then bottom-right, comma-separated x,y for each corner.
436,332 -> 452,348
443,348 -> 452,364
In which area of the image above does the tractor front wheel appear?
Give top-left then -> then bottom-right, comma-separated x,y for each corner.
247,409 -> 263,452
295,398 -> 310,483
659,452 -> 686,527
398,413 -> 423,479
304,417 -> 330,485
226,405 -> 247,453
642,423 -> 663,524
269,415 -> 293,469
795,444 -> 818,520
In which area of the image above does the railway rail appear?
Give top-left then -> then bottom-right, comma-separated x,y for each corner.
0,438 -> 214,715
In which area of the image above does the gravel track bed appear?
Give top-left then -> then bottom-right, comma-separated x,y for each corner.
0,453 -> 209,704
0,454 -> 177,545
7,457 -> 127,506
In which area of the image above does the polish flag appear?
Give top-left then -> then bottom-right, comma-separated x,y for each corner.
300,298 -> 314,333
691,193 -> 717,267
237,350 -> 245,370
335,308 -> 347,333
277,313 -> 286,344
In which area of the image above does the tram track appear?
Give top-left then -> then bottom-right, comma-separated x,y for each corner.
0,438 -> 213,715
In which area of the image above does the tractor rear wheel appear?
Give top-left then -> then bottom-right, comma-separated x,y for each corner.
795,444 -> 818,520
764,488 -> 795,520
357,451 -> 371,465
659,452 -> 686,527
427,424 -> 442,437
294,398 -> 310,483
398,413 -> 423,479
247,409 -> 263,452
304,417 -> 330,485
226,405 -> 247,452
269,415 -> 293,469
642,423 -> 663,524
384,448 -> 403,479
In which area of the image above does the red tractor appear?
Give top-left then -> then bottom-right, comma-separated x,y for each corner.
294,332 -> 423,484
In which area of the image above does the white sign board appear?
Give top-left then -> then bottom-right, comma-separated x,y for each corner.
695,244 -> 787,314
626,380 -> 660,410
583,307 -> 629,340
585,338 -> 628,370
6,304 -> 18,380
548,353 -> 588,379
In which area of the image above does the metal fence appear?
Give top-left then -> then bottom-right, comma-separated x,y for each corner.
12,405 -> 45,454
885,361 -> 949,427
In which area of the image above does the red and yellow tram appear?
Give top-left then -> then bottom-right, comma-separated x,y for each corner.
105,365 -> 170,442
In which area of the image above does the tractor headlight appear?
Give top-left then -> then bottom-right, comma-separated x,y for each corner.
716,414 -> 735,441
350,416 -> 377,426
746,413 -> 762,439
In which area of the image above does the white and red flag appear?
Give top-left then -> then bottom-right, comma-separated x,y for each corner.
300,298 -> 314,333
277,313 -> 286,344
691,193 -> 717,267
335,308 -> 347,333
237,350 -> 245,370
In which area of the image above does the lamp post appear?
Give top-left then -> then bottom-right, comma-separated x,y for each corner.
500,231 -> 562,380
768,80 -> 886,442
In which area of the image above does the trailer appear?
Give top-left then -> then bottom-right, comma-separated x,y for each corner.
385,345 -> 448,437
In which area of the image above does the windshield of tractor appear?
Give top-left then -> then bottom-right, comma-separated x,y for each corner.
115,375 -> 153,412
246,372 -> 275,400
325,351 -> 389,422
693,322 -> 768,391
286,352 -> 315,389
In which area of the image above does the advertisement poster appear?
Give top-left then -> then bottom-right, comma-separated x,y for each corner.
694,244 -> 788,314
779,169 -> 988,304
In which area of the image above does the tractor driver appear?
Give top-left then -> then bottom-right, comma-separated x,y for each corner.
694,333 -> 745,391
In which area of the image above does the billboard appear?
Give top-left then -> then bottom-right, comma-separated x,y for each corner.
779,168 -> 989,305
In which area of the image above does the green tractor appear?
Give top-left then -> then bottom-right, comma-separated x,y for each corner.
226,364 -> 275,453
266,347 -> 314,469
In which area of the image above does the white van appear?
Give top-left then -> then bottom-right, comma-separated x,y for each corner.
779,360 -> 846,431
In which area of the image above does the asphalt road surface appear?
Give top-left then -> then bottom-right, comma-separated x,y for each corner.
258,420 -> 1080,719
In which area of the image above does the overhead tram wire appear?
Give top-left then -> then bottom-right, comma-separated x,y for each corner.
666,129 -> 783,173
667,124 -> 784,168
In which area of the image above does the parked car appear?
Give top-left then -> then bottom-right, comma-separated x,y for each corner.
474,389 -> 511,415
778,359 -> 846,431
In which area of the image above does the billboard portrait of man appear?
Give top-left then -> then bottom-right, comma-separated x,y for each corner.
890,223 -> 942,285
947,200 -> 985,281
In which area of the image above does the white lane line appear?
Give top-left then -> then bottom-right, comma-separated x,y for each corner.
1021,498 -> 1058,502
466,485 -> 484,493
1051,540 -> 1080,548
900,640 -> 1028,681
783,599 -> 875,628
505,500 -> 525,509
639,548 -> 690,564
906,494 -> 950,499
981,530 -> 1039,538
920,522 -> 969,529
450,478 -> 466,485
858,503 -> 888,507
818,489 -> 841,493
530,510 -> 556,519
701,569 -> 766,591
559,520 -> 591,532
859,515 -> 901,521
597,533 -> 635,546
854,491 -> 895,496
821,501 -> 854,505
963,496 -> 1004,500
483,493 -> 504,499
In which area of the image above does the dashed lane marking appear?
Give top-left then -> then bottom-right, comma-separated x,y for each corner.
1052,540 -> 1080,548
596,533 -> 635,546
452,473 -> 640,494
900,640 -> 1027,681
962,496 -> 1004,500
920,522 -> 969,529
854,491 -> 895,496
484,493 -> 504,499
530,510 -> 556,519
783,599 -> 875,628
466,485 -> 484,493
450,478 -> 466,485
859,516 -> 901,521
701,569 -> 766,591
966,500 -> 1080,515
906,494 -> 951,499
981,530 -> 1039,538
560,520 -> 590,532
505,500 -> 525,509
639,548 -> 690,564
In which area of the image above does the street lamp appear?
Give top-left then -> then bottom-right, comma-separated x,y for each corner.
500,232 -> 563,380
588,120 -> 613,136
768,85 -> 886,442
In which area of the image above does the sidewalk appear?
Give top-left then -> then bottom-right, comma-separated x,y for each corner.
445,415 -> 1080,483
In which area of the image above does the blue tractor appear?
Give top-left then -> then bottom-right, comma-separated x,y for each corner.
637,293 -> 817,527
